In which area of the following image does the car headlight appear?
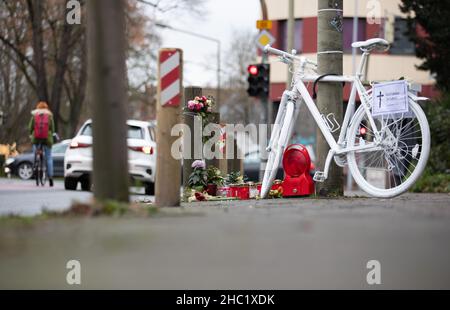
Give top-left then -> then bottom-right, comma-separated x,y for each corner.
5,158 -> 15,166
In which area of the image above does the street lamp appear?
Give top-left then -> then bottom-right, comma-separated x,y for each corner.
155,22 -> 221,108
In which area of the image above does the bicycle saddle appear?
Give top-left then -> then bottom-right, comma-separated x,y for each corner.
351,38 -> 390,51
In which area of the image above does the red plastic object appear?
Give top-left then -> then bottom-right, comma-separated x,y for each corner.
229,185 -> 250,200
217,186 -> 231,197
282,144 -> 315,197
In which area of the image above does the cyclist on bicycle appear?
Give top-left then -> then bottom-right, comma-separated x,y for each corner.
28,101 -> 55,187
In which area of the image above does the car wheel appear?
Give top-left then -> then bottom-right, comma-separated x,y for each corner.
145,182 -> 155,195
64,177 -> 78,190
18,162 -> 34,180
80,177 -> 91,191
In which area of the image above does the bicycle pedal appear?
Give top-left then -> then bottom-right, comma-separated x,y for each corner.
313,171 -> 326,182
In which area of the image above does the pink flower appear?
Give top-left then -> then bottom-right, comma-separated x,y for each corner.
192,160 -> 206,169
201,96 -> 208,102
187,100 -> 196,110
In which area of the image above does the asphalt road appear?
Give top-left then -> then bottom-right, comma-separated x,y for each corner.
0,178 -> 449,289
0,177 -> 152,216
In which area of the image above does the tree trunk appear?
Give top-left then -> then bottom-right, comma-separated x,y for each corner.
87,0 -> 129,203
50,3 -> 73,132
316,0 -> 344,197
68,45 -> 87,138
27,0 -> 49,103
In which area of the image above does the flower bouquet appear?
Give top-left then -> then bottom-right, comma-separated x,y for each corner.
185,96 -> 215,143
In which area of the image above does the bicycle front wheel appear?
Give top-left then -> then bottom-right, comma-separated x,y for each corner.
347,98 -> 430,198
36,154 -> 47,186
260,100 -> 295,198
34,160 -> 40,186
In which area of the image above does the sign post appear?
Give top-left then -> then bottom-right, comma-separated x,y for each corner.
255,25 -> 275,182
156,48 -> 183,207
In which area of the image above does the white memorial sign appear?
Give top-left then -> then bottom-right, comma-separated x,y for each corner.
372,80 -> 409,117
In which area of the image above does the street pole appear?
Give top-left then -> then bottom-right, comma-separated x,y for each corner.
316,0 -> 344,197
259,0 -> 269,182
286,0 -> 294,87
348,0 -> 359,191
351,0 -> 358,76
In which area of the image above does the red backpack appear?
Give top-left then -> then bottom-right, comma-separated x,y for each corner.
34,112 -> 49,139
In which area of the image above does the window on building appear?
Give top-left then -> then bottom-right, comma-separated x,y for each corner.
390,18 -> 415,55
278,19 -> 303,52
343,18 -> 366,53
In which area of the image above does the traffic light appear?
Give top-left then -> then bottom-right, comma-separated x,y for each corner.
247,63 -> 270,98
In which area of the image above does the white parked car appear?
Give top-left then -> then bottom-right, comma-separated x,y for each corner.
64,119 -> 157,194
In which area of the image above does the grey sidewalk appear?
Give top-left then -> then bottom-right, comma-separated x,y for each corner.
0,193 -> 449,289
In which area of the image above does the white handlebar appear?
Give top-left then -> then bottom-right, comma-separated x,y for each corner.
264,44 -> 317,67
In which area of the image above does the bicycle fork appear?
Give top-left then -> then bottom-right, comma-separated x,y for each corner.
266,90 -> 301,154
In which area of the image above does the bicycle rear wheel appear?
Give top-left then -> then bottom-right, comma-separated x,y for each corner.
347,98 -> 430,198
261,100 -> 295,198
40,156 -> 47,186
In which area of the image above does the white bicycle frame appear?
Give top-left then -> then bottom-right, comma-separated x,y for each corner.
265,45 -> 424,182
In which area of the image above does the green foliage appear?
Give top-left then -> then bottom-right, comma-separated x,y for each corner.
412,95 -> 450,192
400,0 -> 450,193
411,172 -> 450,193
423,96 -> 450,174
188,166 -> 208,189
206,166 -> 224,186
225,171 -> 247,185
400,0 -> 450,91
102,200 -> 128,216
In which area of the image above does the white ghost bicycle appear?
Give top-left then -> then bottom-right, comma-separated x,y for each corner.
261,38 -> 430,198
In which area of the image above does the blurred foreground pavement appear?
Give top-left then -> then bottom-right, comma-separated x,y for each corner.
0,193 -> 449,289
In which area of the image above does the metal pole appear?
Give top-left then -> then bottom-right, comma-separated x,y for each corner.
287,0 -> 295,87
351,0 -> 358,75
316,0 -> 344,197
347,0 -> 359,192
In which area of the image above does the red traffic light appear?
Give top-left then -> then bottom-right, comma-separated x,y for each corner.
248,65 -> 258,75
359,127 -> 367,135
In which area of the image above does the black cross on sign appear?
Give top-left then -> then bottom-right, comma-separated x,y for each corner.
377,91 -> 385,108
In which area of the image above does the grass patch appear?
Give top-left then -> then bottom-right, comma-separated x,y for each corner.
411,172 -> 450,193
0,198 -> 208,222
